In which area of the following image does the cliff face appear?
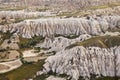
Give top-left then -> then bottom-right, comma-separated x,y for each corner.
36,34 -> 91,53
41,46 -> 120,80
0,16 -> 119,38
0,0 -> 120,80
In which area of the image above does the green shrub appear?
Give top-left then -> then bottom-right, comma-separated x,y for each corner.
18,36 -> 44,49
66,36 -> 120,49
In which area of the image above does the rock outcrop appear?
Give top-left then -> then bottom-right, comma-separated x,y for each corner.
0,16 -> 120,38
46,76 -> 66,80
36,34 -> 91,53
40,46 -> 120,80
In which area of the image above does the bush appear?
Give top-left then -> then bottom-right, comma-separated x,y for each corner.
18,36 -> 44,49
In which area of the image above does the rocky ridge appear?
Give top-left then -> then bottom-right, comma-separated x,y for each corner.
37,46 -> 120,80
36,34 -> 91,53
0,16 -> 120,38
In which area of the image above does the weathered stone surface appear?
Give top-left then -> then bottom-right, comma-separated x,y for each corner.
40,46 -> 120,80
36,34 -> 91,53
46,76 -> 66,80
0,16 -> 120,38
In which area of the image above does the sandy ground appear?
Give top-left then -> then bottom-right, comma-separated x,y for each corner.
22,50 -> 39,57
0,50 -> 20,62
46,76 -> 66,80
0,59 -> 22,73
23,56 -> 48,62
22,49 -> 50,62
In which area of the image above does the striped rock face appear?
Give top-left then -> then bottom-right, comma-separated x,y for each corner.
0,16 -> 120,38
42,46 -> 120,80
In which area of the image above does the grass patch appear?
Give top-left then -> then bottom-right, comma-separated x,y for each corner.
0,31 -> 12,40
36,7 -> 49,12
89,5 -> 109,10
54,34 -> 79,39
57,12 -> 73,18
66,36 -> 120,49
18,36 -> 44,49
0,60 -> 45,80
108,28 -> 120,32
34,71 -> 68,80
57,2 -> 120,17
0,7 -> 26,11
0,31 -> 12,45
89,2 -> 120,10
96,76 -> 120,80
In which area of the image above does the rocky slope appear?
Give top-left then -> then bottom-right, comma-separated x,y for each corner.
0,14 -> 119,80
0,1 -> 120,80
36,34 -> 91,53
37,46 -> 120,80
0,16 -> 120,38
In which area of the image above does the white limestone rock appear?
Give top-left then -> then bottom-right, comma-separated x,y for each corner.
42,46 -> 120,80
0,16 -> 119,38
46,76 -> 66,80
36,34 -> 91,53
103,31 -> 120,36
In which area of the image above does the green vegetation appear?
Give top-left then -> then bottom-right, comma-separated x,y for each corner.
108,28 -> 120,32
0,7 -> 26,11
0,31 -> 12,45
35,72 -> 120,80
34,47 -> 41,53
34,71 -> 68,80
13,18 -> 25,23
0,60 -> 45,80
96,77 -> 120,80
66,36 -> 120,49
89,2 -> 120,10
57,2 -> 120,17
57,12 -> 74,18
55,34 -> 79,39
0,31 -> 12,40
0,18 -> 23,25
0,16 -> 42,26
18,36 -> 44,49
36,7 -> 49,12
14,16 -> 44,23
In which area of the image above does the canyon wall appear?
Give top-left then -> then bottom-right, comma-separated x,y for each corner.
0,16 -> 119,38
40,46 -> 120,80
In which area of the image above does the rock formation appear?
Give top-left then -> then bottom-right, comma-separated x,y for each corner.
46,76 -> 66,80
39,46 -> 120,80
36,34 -> 91,53
0,0 -> 120,80
0,16 -> 120,38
